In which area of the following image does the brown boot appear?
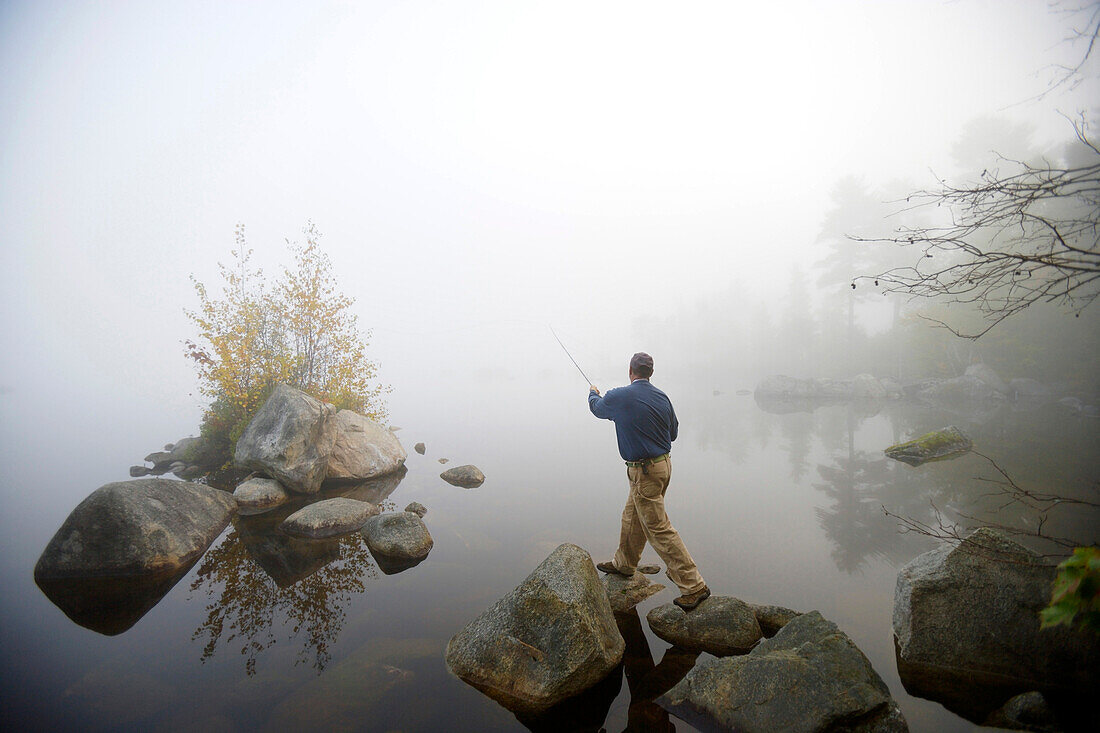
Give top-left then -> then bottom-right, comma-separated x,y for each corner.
596,561 -> 633,577
673,585 -> 711,611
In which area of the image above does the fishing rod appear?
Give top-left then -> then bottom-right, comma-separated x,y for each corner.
550,326 -> 594,386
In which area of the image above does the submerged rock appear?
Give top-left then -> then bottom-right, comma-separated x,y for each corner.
233,477 -> 292,515
279,498 -> 379,539
362,511 -> 433,561
646,596 -> 762,656
234,384 -> 337,494
440,464 -> 485,488
444,543 -> 625,714
325,409 -> 407,481
894,528 -> 1100,724
602,571 -> 665,612
659,611 -> 907,732
884,425 -> 972,466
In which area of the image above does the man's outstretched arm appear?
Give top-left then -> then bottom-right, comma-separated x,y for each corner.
588,386 -> 615,419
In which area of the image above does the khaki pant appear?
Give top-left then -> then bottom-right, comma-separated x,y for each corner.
613,458 -> 706,595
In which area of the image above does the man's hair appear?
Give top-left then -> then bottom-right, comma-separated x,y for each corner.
630,352 -> 654,378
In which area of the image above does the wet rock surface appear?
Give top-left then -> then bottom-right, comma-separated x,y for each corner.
362,511 -> 433,561
884,425 -> 973,466
233,477 -> 291,515
602,571 -> 665,612
404,501 -> 427,517
325,409 -> 407,481
659,610 -> 907,732
35,478 -> 236,580
745,602 -> 803,637
440,464 -> 485,488
444,543 -> 625,714
646,596 -> 762,656
894,528 -> 1099,725
234,384 -> 337,494
278,498 -> 379,539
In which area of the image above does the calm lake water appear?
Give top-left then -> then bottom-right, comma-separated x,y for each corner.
2,370 -> 1098,732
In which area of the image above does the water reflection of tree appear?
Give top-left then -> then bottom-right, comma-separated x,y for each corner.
189,527 -> 377,676
812,405 -> 933,572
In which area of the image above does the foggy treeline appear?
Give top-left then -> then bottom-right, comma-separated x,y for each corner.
634,117 -> 1100,399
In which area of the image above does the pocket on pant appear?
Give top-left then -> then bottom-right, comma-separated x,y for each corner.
635,474 -> 663,500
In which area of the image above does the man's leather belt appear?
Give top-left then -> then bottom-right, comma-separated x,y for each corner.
625,453 -> 670,468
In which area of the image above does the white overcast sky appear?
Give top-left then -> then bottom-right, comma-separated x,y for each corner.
1,0 -> 1096,412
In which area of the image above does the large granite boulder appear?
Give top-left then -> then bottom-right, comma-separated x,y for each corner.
234,384 -> 337,494
659,611 -> 907,732
602,571 -> 665,612
893,528 -> 1100,722
34,479 -> 237,634
646,596 -> 762,656
445,543 -> 625,713
279,498 -> 379,539
233,477 -> 291,515
965,363 -> 1008,394
884,426 -> 973,466
362,511 -> 433,560
326,410 -> 407,480
35,479 -> 236,580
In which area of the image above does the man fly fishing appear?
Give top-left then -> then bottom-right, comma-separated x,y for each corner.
587,352 -> 711,611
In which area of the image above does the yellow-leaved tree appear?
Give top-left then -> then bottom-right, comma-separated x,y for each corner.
185,222 -> 387,465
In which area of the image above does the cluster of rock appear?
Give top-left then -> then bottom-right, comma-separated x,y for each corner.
130,436 -> 215,480
445,544 -> 905,731
894,527 -> 1099,729
756,363 -> 1098,417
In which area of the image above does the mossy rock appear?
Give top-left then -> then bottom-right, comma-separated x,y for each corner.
885,425 -> 972,466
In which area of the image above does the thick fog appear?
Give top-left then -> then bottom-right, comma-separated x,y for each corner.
1,1 -> 1097,514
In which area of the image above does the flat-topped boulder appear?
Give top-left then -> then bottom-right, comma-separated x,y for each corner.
659,611 -> 907,732
647,596 -> 762,656
362,511 -> 433,561
326,409 -> 407,481
602,571 -> 665,612
884,426 -> 972,466
279,498 -> 379,539
234,384 -> 337,494
445,543 -> 624,714
233,477 -> 292,515
440,464 -> 485,488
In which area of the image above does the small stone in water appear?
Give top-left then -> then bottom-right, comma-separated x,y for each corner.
414,442 -> 425,455
438,458 -> 449,464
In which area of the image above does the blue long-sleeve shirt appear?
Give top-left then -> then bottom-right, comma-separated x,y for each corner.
588,379 -> 678,461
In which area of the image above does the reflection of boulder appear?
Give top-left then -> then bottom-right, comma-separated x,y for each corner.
445,543 -> 625,714
513,661 -> 623,733
235,506 -> 342,588
884,426 -> 972,466
35,564 -> 197,636
234,384 -> 337,494
660,611 -> 907,732
325,464 -> 407,505
440,464 -> 486,488
35,478 -> 236,634
893,528 -> 1100,725
646,596 -> 762,656
326,410 -> 407,481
